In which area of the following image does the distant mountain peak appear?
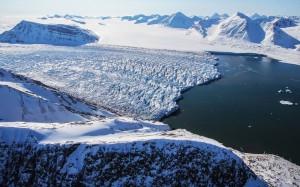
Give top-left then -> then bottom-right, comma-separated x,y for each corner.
211,13 -> 221,19
211,13 -> 229,19
251,13 -> 268,20
173,12 -> 186,17
217,12 -> 265,43
232,12 -> 249,19
159,12 -> 194,29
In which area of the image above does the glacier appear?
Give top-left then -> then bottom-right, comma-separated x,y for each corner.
0,44 -> 220,120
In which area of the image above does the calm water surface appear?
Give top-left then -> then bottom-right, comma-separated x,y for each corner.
163,54 -> 300,165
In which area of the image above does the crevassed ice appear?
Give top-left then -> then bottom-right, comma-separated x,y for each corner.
0,44 -> 220,120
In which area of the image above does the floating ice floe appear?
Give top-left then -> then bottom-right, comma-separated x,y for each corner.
279,100 -> 294,105
278,87 -> 292,93
285,89 -> 292,93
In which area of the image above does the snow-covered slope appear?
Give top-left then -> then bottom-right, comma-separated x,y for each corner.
272,17 -> 297,28
134,15 -> 157,24
189,23 -> 207,38
0,120 -> 267,186
122,14 -> 160,24
0,20 -> 99,46
0,44 -> 220,120
0,68 -> 114,122
216,12 -> 265,43
239,153 -> 300,186
159,12 -> 194,29
147,15 -> 168,25
211,13 -> 229,20
1,119 -> 299,186
263,21 -> 300,49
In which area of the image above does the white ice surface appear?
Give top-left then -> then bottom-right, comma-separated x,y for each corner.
0,44 -> 220,120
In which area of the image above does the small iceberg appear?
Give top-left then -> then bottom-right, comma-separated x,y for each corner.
279,100 -> 293,106
285,89 -> 292,93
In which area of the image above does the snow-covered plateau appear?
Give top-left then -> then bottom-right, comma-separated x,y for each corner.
0,12 -> 300,186
0,20 -> 99,46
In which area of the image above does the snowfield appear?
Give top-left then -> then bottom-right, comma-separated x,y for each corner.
0,44 -> 220,120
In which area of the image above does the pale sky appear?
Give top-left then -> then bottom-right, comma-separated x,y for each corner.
1,0 -> 299,17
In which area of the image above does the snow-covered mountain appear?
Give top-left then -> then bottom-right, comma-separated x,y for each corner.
0,20 -> 99,46
147,15 -> 168,25
211,13 -> 229,20
263,21 -> 300,49
122,14 -> 160,24
134,15 -> 154,24
0,68 -> 114,122
159,12 -> 195,29
118,12 -> 299,49
199,16 -> 225,28
272,17 -> 297,28
216,12 -> 265,43
250,13 -> 268,20
38,12 -> 300,50
189,23 -> 208,37
122,14 -> 143,22
47,14 -> 85,19
190,15 -> 202,22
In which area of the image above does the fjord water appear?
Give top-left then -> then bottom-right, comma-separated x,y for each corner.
163,54 -> 300,165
